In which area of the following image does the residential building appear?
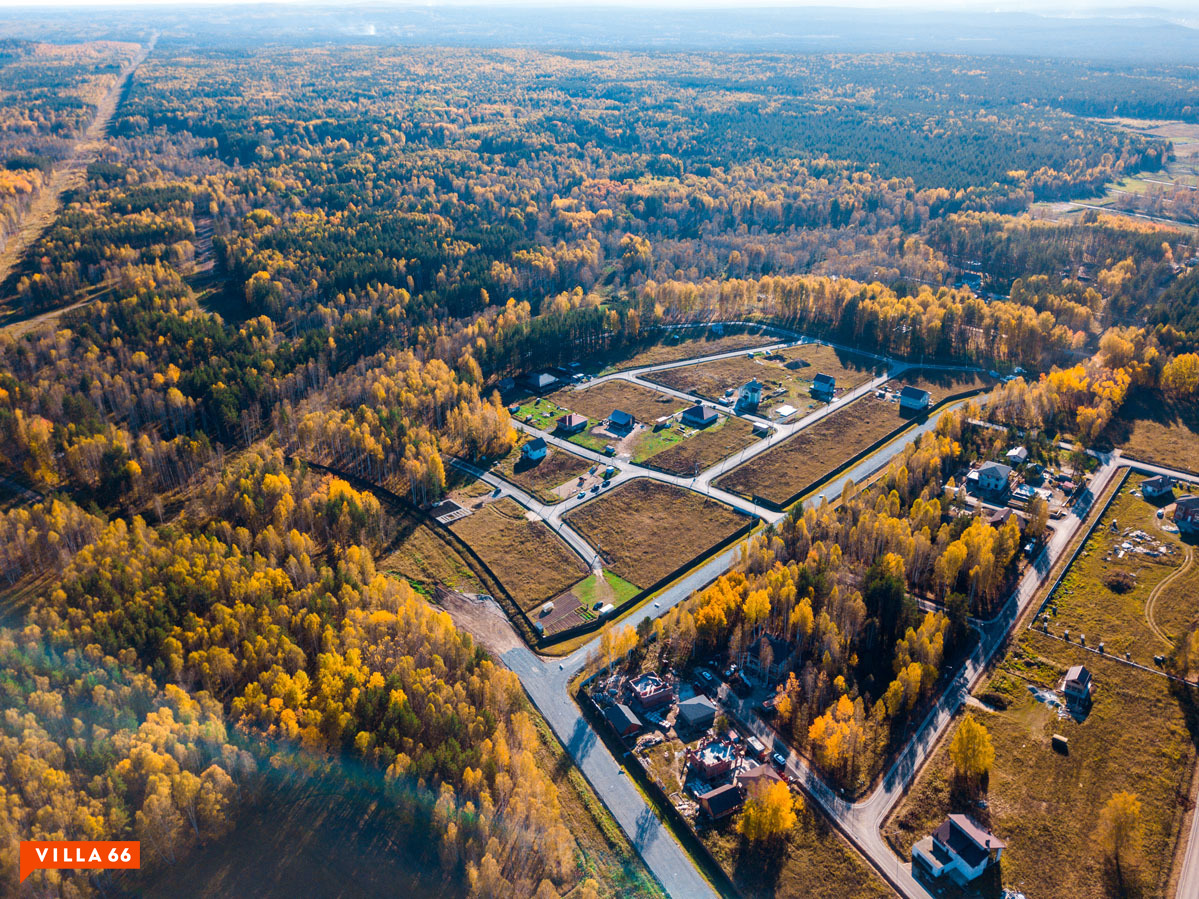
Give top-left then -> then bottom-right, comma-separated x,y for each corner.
521,437 -> 548,462
912,814 -> 1006,885
609,409 -> 634,431
1177,495 -> 1199,534
1006,446 -> 1029,465
687,736 -> 737,780
737,762 -> 783,796
627,672 -> 673,711
988,507 -> 1014,529
1142,475 -> 1174,500
811,373 -> 836,399
681,404 -> 718,428
1063,665 -> 1093,703
522,371 -> 558,393
604,703 -> 641,738
677,695 -> 717,732
738,379 -> 763,409
697,783 -> 744,820
977,461 -> 1012,496
557,412 -> 588,435
740,633 -> 796,683
899,385 -> 932,412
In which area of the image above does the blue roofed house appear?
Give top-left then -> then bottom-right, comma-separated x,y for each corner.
811,373 -> 836,400
609,409 -> 634,431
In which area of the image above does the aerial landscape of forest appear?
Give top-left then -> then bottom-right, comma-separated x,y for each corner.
1,3 -> 1199,898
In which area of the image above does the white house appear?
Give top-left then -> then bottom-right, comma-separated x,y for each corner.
811,373 -> 836,400
1142,475 -> 1174,500
912,814 -> 1005,885
738,379 -> 763,409
1063,664 -> 1093,703
521,437 -> 548,462
977,461 -> 1012,496
899,385 -> 931,412
1005,446 -> 1029,465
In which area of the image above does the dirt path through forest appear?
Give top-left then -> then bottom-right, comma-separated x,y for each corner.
0,35 -> 156,330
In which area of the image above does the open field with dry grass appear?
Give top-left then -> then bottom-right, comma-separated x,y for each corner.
643,414 -> 757,476
553,380 -> 687,423
1043,474 -> 1199,664
703,803 -> 892,899
378,515 -> 486,596
564,479 -> 748,588
885,629 -> 1198,899
716,394 -> 903,505
596,326 -> 779,373
492,436 -> 592,503
450,497 -> 587,609
647,342 -> 879,416
893,368 -> 994,401
1106,394 -> 1199,474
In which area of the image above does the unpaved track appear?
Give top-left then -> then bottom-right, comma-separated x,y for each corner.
1146,544 -> 1194,646
0,36 -> 155,332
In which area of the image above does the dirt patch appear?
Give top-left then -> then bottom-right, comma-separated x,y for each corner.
553,380 -> 687,424
716,394 -> 903,505
450,497 -> 587,609
564,479 -> 748,588
433,588 -> 527,657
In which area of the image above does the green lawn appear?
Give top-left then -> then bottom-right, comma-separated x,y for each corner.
572,571 -> 641,607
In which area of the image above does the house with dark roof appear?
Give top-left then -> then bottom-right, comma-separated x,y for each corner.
608,409 -> 634,431
899,385 -> 931,412
557,412 -> 588,435
912,814 -> 1005,885
977,461 -> 1012,497
736,762 -> 784,797
603,703 -> 641,738
1143,475 -> 1174,500
697,783 -> 744,820
1177,495 -> 1199,534
681,404 -> 719,428
677,695 -> 717,732
739,633 -> 796,683
522,371 -> 558,393
988,507 -> 1015,529
811,373 -> 836,400
521,437 -> 548,462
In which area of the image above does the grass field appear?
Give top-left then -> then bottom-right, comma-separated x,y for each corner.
553,380 -> 687,423
1043,474 -> 1199,664
704,804 -> 892,899
716,395 -> 902,505
493,436 -> 592,503
564,479 -> 748,588
1107,394 -> 1199,474
379,514 -> 486,596
884,630 -> 1199,899
450,498 -> 587,609
643,415 -> 758,476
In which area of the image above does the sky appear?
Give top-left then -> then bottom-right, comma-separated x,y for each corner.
0,0 -> 1195,10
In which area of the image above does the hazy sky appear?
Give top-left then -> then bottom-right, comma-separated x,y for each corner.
0,0 -> 1195,9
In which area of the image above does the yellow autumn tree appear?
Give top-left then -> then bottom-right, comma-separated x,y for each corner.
735,780 -> 800,842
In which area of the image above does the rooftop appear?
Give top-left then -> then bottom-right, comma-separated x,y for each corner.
934,814 -> 1004,869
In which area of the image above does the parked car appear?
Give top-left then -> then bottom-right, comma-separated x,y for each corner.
577,491 -> 586,499
699,670 -> 715,684
592,601 -> 604,611
772,752 -> 788,771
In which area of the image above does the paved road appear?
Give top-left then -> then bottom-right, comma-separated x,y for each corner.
493,402 -> 967,898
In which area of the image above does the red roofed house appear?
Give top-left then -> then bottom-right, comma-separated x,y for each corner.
912,814 -> 1005,885
1175,495 -> 1199,535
